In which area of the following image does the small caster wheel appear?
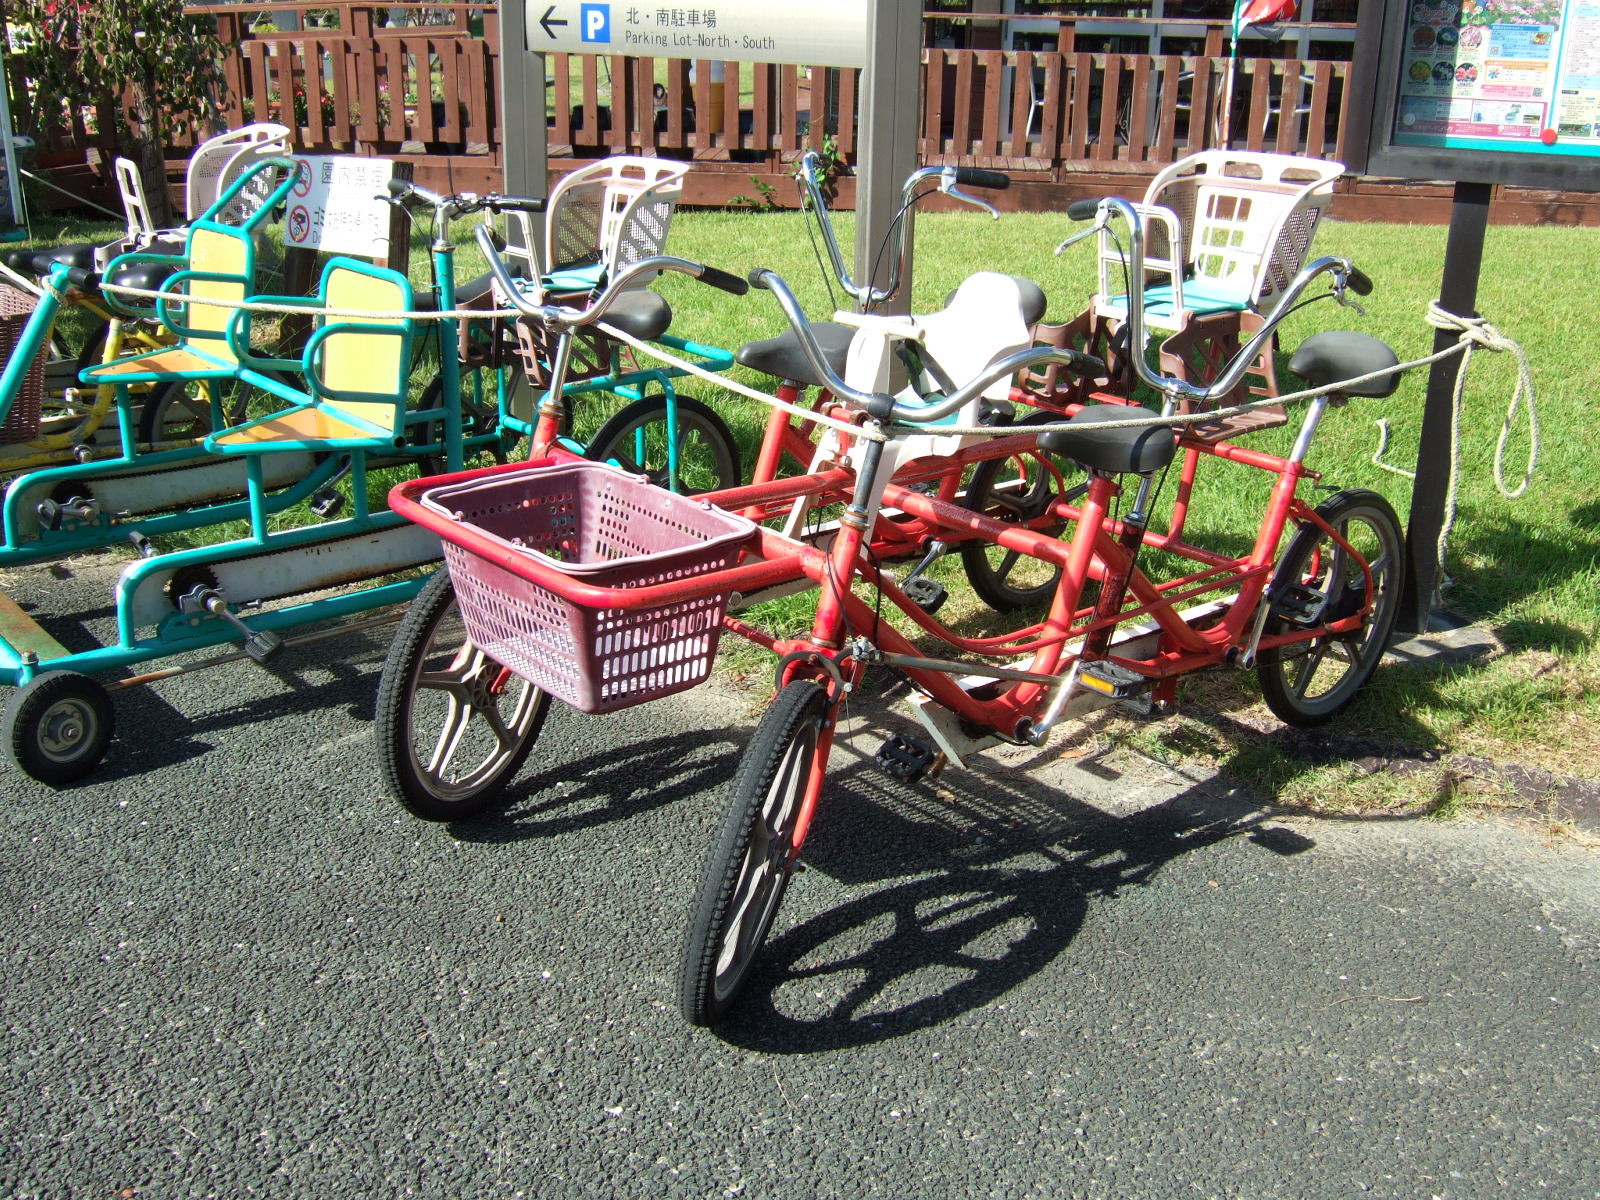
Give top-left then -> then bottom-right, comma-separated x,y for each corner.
3,671 -> 115,786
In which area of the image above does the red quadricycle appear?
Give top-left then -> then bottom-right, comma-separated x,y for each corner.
378,197 -> 1406,1028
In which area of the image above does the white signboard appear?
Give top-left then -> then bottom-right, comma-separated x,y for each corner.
525,0 -> 868,68
285,156 -> 395,258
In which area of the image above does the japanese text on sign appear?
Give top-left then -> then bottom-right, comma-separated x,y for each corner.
285,156 -> 395,258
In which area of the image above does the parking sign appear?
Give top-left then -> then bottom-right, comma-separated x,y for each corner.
580,3 -> 608,43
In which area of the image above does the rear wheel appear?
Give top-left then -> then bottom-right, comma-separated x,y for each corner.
678,680 -> 829,1026
373,570 -> 550,820
1257,489 -> 1403,727
961,413 -> 1082,611
588,393 -> 740,494
136,376 -> 255,445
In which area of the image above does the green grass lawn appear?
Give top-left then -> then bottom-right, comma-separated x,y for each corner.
14,203 -> 1597,822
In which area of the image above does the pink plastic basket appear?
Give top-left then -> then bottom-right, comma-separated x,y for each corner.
420,461 -> 756,714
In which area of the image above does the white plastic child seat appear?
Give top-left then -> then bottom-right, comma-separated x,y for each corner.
839,271 -> 1034,469
1093,151 -> 1343,334
184,123 -> 293,225
499,156 -> 689,302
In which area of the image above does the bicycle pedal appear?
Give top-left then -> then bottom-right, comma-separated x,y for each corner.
875,732 -> 940,784
243,629 -> 284,665
1079,660 -> 1150,706
309,487 -> 345,519
127,530 -> 156,559
902,576 -> 948,614
1271,583 -> 1325,626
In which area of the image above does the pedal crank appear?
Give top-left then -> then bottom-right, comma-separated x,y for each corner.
174,584 -> 284,664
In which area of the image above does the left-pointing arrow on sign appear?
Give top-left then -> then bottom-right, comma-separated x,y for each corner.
539,5 -> 568,38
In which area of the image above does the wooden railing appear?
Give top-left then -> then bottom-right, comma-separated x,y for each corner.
11,7 -> 1355,202
203,3 -> 502,179
921,50 -> 1352,168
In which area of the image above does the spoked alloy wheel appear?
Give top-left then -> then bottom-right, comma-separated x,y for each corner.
3,671 -> 115,786
961,413 -> 1081,611
678,680 -> 829,1026
587,394 -> 740,494
1257,489 -> 1403,727
374,571 -> 550,821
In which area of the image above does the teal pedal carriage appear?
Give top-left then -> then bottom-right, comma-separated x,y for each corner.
0,163 -> 740,786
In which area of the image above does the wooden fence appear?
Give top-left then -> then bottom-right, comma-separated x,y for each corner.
12,4 -> 1358,206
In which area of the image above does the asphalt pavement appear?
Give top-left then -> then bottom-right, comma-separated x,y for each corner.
2,554 -> 1599,1199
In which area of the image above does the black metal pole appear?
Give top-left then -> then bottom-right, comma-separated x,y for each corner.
1399,178 -> 1491,633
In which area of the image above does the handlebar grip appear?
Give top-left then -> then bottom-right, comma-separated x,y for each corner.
747,267 -> 779,291
698,264 -> 750,296
953,167 -> 1010,191
491,195 -> 548,214
1067,198 -> 1101,222
65,266 -> 99,290
386,178 -> 412,197
1068,349 -> 1107,378
1346,265 -> 1374,296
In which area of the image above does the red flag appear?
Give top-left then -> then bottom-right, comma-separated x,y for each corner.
1237,0 -> 1300,26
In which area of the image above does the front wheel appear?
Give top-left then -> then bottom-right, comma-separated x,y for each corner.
373,570 -> 550,821
678,680 -> 830,1026
587,393 -> 740,494
1256,489 -> 1403,727
3,670 -> 114,786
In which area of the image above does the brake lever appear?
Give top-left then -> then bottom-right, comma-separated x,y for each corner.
1054,226 -> 1099,255
940,169 -> 999,220
1332,272 -> 1367,317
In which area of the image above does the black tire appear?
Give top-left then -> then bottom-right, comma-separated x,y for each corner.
136,376 -> 255,445
373,570 -> 550,821
587,393 -> 740,494
678,680 -> 829,1026
3,671 -> 114,786
1257,489 -> 1403,727
413,366 -> 527,473
961,413 -> 1082,611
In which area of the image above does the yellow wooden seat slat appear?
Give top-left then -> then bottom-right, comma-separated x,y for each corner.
209,405 -> 384,448
81,346 -> 233,380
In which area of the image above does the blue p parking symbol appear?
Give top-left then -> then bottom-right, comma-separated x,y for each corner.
580,3 -> 610,43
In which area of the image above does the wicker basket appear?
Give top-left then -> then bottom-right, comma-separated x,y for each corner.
0,285 -> 45,444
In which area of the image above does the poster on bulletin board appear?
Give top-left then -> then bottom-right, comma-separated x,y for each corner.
284,156 -> 395,259
1347,0 -> 1600,187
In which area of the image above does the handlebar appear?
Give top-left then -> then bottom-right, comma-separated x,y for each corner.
383,176 -> 548,224
795,151 -> 1012,311
749,267 -> 1105,427
1066,194 -> 1373,407
475,225 -> 746,330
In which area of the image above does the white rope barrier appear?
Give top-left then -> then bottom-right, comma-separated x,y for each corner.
596,319 -> 888,443
95,275 -> 1542,595
1369,303 -> 1540,592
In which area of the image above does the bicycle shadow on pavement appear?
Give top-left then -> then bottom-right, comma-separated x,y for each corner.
447,708 -> 742,844
711,715 -> 1314,1054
